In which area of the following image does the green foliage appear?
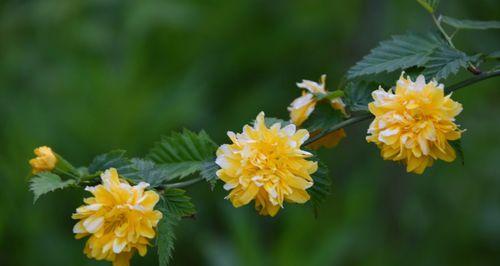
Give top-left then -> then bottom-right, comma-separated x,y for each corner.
88,150 -> 137,178
157,209 -> 180,266
344,81 -> 380,112
302,104 -> 344,133
417,0 -> 440,13
423,46 -> 481,80
29,172 -> 75,203
131,158 -> 173,186
308,161 -> 332,211
263,117 -> 291,127
450,139 -> 465,165
148,130 -> 218,182
200,160 -> 219,190
441,16 -> 500,30
347,33 -> 444,79
162,188 -> 196,217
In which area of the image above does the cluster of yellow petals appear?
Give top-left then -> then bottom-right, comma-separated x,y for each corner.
29,146 -> 57,174
72,168 -> 163,266
216,112 -> 318,216
367,74 -> 463,174
288,74 -> 347,149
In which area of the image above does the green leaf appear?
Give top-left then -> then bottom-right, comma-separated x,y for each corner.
487,51 -> 500,60
262,117 -> 291,128
29,172 -> 75,203
449,139 -> 465,165
130,158 -> 173,186
442,16 -> 500,30
148,130 -> 218,181
200,160 -> 219,190
302,104 -> 344,133
423,46 -> 480,80
162,188 -> 196,217
417,0 -> 439,13
88,150 -> 137,178
344,81 -> 380,112
347,32 -> 444,79
308,161 -> 331,210
157,209 -> 179,266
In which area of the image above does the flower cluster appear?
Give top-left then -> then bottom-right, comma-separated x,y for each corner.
29,146 -> 57,174
366,74 -> 463,174
72,168 -> 163,266
216,112 -> 318,216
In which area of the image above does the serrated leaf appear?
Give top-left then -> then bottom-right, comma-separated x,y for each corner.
88,150 -> 137,178
442,16 -> 500,30
449,139 -> 464,165
29,172 -> 75,202
344,81 -> 380,112
200,160 -> 219,190
130,158 -> 173,186
347,32 -> 444,79
157,209 -> 179,266
308,161 -> 331,210
148,130 -> 218,182
423,46 -> 480,80
162,188 -> 196,217
417,0 -> 439,13
302,104 -> 344,133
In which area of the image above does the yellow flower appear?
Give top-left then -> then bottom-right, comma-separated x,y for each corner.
288,74 -> 347,126
216,112 -> 318,217
366,73 -> 463,174
29,146 -> 57,174
72,168 -> 163,266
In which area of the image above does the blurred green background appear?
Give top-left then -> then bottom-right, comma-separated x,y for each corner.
1,0 -> 499,265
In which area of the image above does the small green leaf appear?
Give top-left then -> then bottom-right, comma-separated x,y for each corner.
88,150 -> 137,178
423,46 -> 481,80
157,209 -> 179,266
262,117 -> 291,128
487,51 -> 500,60
449,139 -> 465,165
148,130 -> 218,182
344,81 -> 380,112
200,160 -> 219,190
417,0 -> 439,13
347,32 -> 444,79
131,158 -> 173,186
308,161 -> 331,210
162,188 -> 196,217
29,172 -> 75,203
302,104 -> 344,133
442,16 -> 500,30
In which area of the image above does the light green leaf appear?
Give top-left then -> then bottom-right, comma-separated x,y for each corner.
162,188 -> 196,217
157,209 -> 179,266
442,16 -> 500,30
88,150 -> 137,178
417,0 -> 439,13
130,158 -> 173,186
29,172 -> 75,202
148,129 -> 218,182
262,117 -> 291,128
347,32 -> 444,79
423,46 -> 480,80
308,161 -> 331,211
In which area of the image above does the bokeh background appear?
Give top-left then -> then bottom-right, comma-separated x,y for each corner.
1,0 -> 499,265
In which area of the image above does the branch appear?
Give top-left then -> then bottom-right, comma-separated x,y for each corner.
305,69 -> 500,146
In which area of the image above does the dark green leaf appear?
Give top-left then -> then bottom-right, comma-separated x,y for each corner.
200,160 -> 219,190
148,130 -> 218,182
162,188 -> 196,217
131,158 -> 173,186
302,104 -> 344,133
157,209 -> 179,266
423,46 -> 480,80
417,0 -> 439,13
347,32 -> 444,79
450,139 -> 465,165
344,81 -> 380,112
308,161 -> 331,210
88,150 -> 137,178
29,172 -> 75,203
262,117 -> 291,128
442,16 -> 500,30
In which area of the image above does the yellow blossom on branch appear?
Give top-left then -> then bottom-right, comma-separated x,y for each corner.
366,73 -> 463,174
72,168 -> 163,266
216,112 -> 318,217
29,146 -> 57,174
